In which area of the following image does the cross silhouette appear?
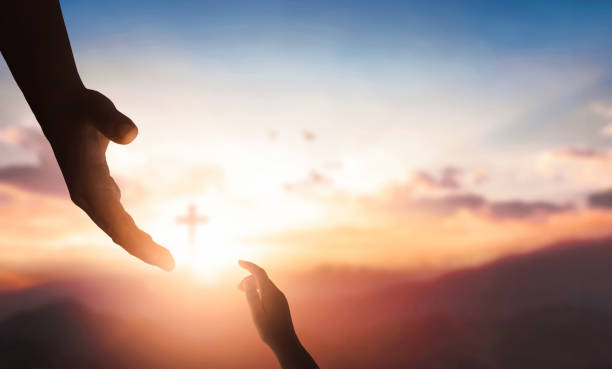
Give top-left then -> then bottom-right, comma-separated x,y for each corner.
176,203 -> 208,248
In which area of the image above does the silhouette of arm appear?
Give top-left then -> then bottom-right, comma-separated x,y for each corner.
0,0 -> 174,271
239,260 -> 319,369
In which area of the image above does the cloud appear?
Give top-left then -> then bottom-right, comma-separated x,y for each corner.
549,147 -> 612,162
471,169 -> 488,185
373,167 -> 466,208
0,127 -> 67,197
412,167 -> 463,191
413,194 -> 486,215
413,195 -> 571,219
600,124 -> 612,136
588,188 -> 612,209
488,200 -> 573,219
285,170 -> 331,192
373,172 -> 573,220
590,102 -> 612,120
372,171 -> 481,215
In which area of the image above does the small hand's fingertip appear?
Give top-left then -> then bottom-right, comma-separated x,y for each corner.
238,260 -> 249,269
238,275 -> 256,291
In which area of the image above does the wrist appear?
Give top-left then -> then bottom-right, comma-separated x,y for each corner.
271,336 -> 312,368
268,332 -> 301,354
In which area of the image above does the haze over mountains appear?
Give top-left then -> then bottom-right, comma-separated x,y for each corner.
2,236 -> 612,368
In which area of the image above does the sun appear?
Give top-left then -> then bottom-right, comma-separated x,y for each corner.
176,240 -> 247,283
153,206 -> 262,282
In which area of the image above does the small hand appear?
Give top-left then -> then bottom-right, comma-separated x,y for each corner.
40,89 -> 174,271
238,260 -> 297,349
239,260 -> 319,369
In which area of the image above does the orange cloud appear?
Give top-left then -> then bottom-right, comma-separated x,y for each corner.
365,175 -> 573,220
411,167 -> 463,191
588,188 -> 612,208
600,124 -> 612,136
548,147 -> 612,163
0,185 -> 94,250
258,206 -> 612,272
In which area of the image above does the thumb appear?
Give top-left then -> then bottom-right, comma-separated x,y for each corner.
83,89 -> 139,144
92,108 -> 138,145
241,276 -> 264,321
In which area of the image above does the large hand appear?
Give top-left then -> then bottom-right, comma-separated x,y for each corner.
239,260 -> 319,369
40,89 -> 174,271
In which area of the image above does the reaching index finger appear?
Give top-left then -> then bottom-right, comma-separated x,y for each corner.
77,174 -> 175,271
239,260 -> 268,281
60,128 -> 174,271
238,260 -> 284,297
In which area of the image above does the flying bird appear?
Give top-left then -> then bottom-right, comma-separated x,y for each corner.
302,130 -> 316,142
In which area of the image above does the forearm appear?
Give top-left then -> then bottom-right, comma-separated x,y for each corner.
272,337 -> 319,369
0,0 -> 84,120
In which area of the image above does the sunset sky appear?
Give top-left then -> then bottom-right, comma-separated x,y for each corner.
2,0 -> 612,279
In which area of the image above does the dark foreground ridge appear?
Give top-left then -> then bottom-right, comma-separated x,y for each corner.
3,237 -> 612,368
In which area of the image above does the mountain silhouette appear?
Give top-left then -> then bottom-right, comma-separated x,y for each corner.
3,236 -> 612,368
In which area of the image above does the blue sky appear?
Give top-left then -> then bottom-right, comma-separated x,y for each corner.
60,0 -> 612,54
2,0 -> 612,271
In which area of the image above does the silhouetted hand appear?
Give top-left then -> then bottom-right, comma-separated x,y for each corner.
1,0 -> 174,271
41,89 -> 174,271
239,260 -> 319,369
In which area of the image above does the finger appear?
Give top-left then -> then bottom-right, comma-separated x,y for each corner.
242,276 -> 264,321
96,196 -> 174,271
80,187 -> 175,271
85,90 -> 138,145
92,109 -> 138,145
240,275 -> 257,292
238,260 -> 268,282
65,143 -> 174,271
238,275 -> 254,291
238,260 -> 281,297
